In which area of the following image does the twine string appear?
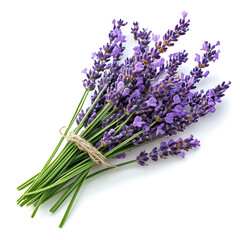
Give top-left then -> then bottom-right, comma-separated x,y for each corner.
59,127 -> 115,168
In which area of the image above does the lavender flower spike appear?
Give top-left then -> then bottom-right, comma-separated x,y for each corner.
137,135 -> 200,166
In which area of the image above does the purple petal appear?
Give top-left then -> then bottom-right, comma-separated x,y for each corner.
178,152 -> 185,158
122,88 -> 130,96
81,68 -> 87,74
117,81 -> 124,92
173,94 -> 181,104
152,33 -> 160,43
194,54 -> 201,62
165,113 -> 174,124
134,62 -> 144,73
203,70 -> 210,78
182,11 -> 188,19
147,97 -> 157,107
133,116 -> 145,127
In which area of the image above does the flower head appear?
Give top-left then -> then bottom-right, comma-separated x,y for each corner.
133,62 -> 144,73
137,135 -> 200,165
133,46 -> 140,55
133,116 -> 145,127
153,58 -> 165,69
173,94 -> 181,104
122,88 -> 130,96
152,33 -> 160,43
81,68 -> 87,74
165,113 -> 174,124
117,81 -> 125,92
137,151 -> 149,166
182,11 -> 188,19
194,54 -> 201,62
147,97 -> 157,107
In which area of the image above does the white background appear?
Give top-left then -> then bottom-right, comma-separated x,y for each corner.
1,0 -> 240,239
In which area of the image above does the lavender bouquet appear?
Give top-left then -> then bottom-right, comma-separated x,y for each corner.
17,12 -> 230,227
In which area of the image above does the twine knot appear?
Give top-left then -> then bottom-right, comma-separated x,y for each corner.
59,127 -> 115,168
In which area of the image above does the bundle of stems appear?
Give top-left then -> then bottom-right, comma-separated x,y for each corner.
17,13 -> 230,227
17,88 -> 140,227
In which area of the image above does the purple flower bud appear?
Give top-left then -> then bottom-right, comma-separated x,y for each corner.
187,77 -> 195,88
115,34 -> 126,43
82,68 -> 87,74
156,123 -> 165,135
123,88 -> 130,96
91,53 -> 96,60
130,89 -> 141,100
201,41 -> 209,51
112,28 -> 121,37
147,97 -> 157,107
115,153 -> 126,159
173,94 -> 181,104
203,70 -> 210,78
108,129 -> 115,135
83,79 -> 95,91
153,58 -> 165,69
133,46 -> 140,55
194,54 -> 201,62
165,113 -> 174,123
117,81 -> 125,92
152,33 -> 160,43
133,116 -> 145,127
137,151 -> 149,166
182,11 -> 188,19
150,147 -> 159,161
213,50 -> 220,62
111,47 -> 121,57
133,62 -> 144,73
173,105 -> 182,113
178,152 -> 185,158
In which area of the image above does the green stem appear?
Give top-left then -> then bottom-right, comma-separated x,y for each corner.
20,143 -> 75,199
18,85 -> 108,199
17,90 -> 89,196
33,159 -> 137,207
31,192 -> 47,218
35,90 -> 88,177
17,174 -> 38,191
50,171 -> 89,213
87,159 -> 137,179
74,85 -> 107,134
24,162 -> 94,195
41,121 -> 157,197
59,168 -> 90,228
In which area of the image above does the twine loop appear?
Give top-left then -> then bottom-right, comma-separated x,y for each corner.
59,127 -> 115,168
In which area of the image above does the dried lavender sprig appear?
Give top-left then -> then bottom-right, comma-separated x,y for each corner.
137,135 -> 200,166
155,11 -> 190,54
82,19 -> 128,91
